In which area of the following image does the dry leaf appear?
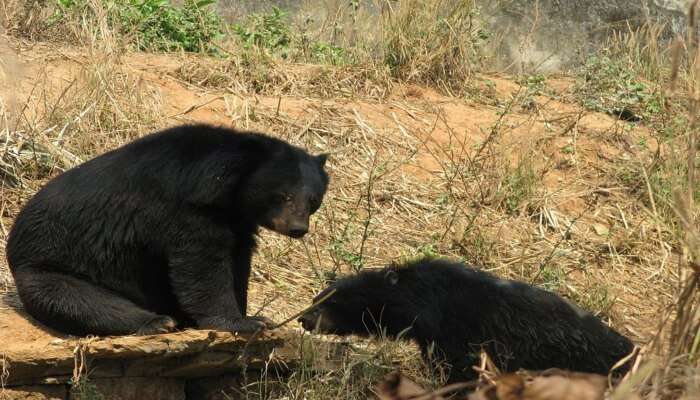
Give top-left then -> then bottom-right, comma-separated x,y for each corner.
376,370 -> 606,400
525,373 -> 606,400
593,223 -> 610,236
376,370 -> 443,400
468,370 -> 606,400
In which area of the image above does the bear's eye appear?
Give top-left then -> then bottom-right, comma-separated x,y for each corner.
309,196 -> 320,211
274,192 -> 293,202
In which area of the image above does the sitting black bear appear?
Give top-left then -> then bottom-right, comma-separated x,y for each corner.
299,258 -> 634,382
7,123 -> 329,336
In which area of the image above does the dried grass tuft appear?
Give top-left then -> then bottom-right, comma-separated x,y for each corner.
174,53 -> 392,100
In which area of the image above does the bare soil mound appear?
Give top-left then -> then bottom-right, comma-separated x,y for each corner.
0,37 -> 675,395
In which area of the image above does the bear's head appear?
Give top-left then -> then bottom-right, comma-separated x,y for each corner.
298,266 -> 418,338
238,148 -> 329,238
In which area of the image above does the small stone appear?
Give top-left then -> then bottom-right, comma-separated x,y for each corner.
592,223 -> 609,236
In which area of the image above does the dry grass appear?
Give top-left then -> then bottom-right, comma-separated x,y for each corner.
174,55 -> 392,100
617,3 -> 700,398
379,0 -> 484,92
1,0 -> 114,45
0,1 -> 699,399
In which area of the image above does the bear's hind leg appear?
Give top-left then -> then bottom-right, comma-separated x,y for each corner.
13,266 -> 175,336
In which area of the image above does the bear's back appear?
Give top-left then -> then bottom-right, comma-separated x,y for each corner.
6,124 -> 281,269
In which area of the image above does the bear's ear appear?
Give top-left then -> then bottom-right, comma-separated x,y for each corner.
316,153 -> 329,168
384,270 -> 399,286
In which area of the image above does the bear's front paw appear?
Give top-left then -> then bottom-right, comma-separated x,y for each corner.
228,317 -> 269,333
198,316 -> 268,333
248,315 -> 276,328
136,315 -> 177,335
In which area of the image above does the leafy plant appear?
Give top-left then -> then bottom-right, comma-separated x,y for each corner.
517,74 -> 546,95
233,6 -> 291,56
569,284 -> 616,319
537,266 -> 565,292
329,237 -> 363,272
310,42 -> 348,65
517,74 -> 547,109
117,0 -> 223,52
56,0 -> 82,7
576,54 -> 663,120
69,377 -> 104,400
500,158 -> 538,215
53,0 -> 223,52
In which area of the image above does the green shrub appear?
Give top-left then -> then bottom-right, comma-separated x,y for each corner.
576,54 -> 663,120
119,0 -> 223,52
53,0 -> 223,52
310,42 -> 348,65
501,158 -> 538,215
233,6 -> 291,56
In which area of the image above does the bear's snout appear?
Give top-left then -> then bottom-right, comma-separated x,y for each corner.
287,221 -> 309,238
298,311 -> 320,331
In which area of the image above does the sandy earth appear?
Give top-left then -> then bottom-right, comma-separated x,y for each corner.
0,37 -> 671,363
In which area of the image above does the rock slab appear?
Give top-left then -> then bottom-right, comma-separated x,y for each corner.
0,310 -> 301,399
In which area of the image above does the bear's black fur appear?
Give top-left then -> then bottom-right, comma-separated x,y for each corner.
7,123 -> 329,336
299,258 -> 634,382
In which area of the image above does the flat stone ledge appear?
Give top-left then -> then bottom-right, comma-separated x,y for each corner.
0,310 -> 357,399
2,329 -> 288,386
0,310 -> 294,388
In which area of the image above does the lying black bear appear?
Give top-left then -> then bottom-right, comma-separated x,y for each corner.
299,258 -> 634,382
7,123 -> 329,336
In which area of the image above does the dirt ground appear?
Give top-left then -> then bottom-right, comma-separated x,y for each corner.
0,36 -> 675,360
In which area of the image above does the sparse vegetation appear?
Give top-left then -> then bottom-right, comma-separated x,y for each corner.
234,6 -> 291,55
381,0 -> 486,91
11,0 -> 224,52
576,53 -> 664,121
69,377 -> 104,400
309,41 -> 348,65
492,154 -> 540,216
118,0 -> 224,52
571,282 -> 617,320
0,0 -> 698,399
